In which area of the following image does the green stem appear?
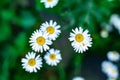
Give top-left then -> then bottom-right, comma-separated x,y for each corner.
73,54 -> 83,76
57,65 -> 66,80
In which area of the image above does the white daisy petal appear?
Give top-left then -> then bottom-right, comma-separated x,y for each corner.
29,29 -> 52,53
40,0 -> 59,8
110,14 -> 120,34
44,48 -> 62,66
69,27 -> 92,53
21,52 -> 42,73
40,20 -> 61,41
101,61 -> 119,79
107,51 -> 120,62
72,76 -> 85,80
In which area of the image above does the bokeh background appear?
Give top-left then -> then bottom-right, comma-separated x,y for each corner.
0,0 -> 120,80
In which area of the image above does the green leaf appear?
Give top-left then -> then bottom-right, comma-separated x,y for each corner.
0,57 -> 9,80
35,0 -> 44,11
15,11 -> 36,29
14,32 -> 27,53
0,23 -> 11,42
1,9 -> 15,21
0,0 -> 11,7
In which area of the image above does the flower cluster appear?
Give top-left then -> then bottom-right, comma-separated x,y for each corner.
21,20 -> 62,73
30,20 -> 61,53
21,17 -> 93,73
101,51 -> 120,80
21,0 -> 93,73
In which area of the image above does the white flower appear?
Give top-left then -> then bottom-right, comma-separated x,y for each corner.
107,51 -> 120,62
21,52 -> 42,73
40,0 -> 59,8
101,61 -> 112,73
44,48 -> 62,66
101,61 -> 112,74
101,61 -> 119,79
110,14 -> 120,34
40,20 -> 61,41
100,29 -> 109,38
72,76 -> 85,80
29,30 -> 52,53
69,27 -> 92,53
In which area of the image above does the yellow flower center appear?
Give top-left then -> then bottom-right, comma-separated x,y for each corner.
28,59 -> 36,66
50,53 -> 56,60
47,0 -> 53,2
75,34 -> 84,42
111,69 -> 116,74
46,26 -> 55,34
36,36 -> 45,45
110,78 -> 116,80
113,51 -> 118,57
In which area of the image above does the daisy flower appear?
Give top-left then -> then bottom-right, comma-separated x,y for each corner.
110,14 -> 120,34
29,30 -> 52,53
100,29 -> 109,38
40,0 -> 59,8
69,27 -> 92,53
44,48 -> 62,66
40,20 -> 61,41
106,64 -> 118,79
72,76 -> 85,80
101,61 -> 113,74
107,51 -> 120,62
101,61 -> 119,79
21,52 -> 42,73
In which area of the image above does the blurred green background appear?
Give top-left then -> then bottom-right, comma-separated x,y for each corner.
0,0 -> 120,80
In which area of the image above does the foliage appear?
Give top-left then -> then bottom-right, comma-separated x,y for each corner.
0,0 -> 120,80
